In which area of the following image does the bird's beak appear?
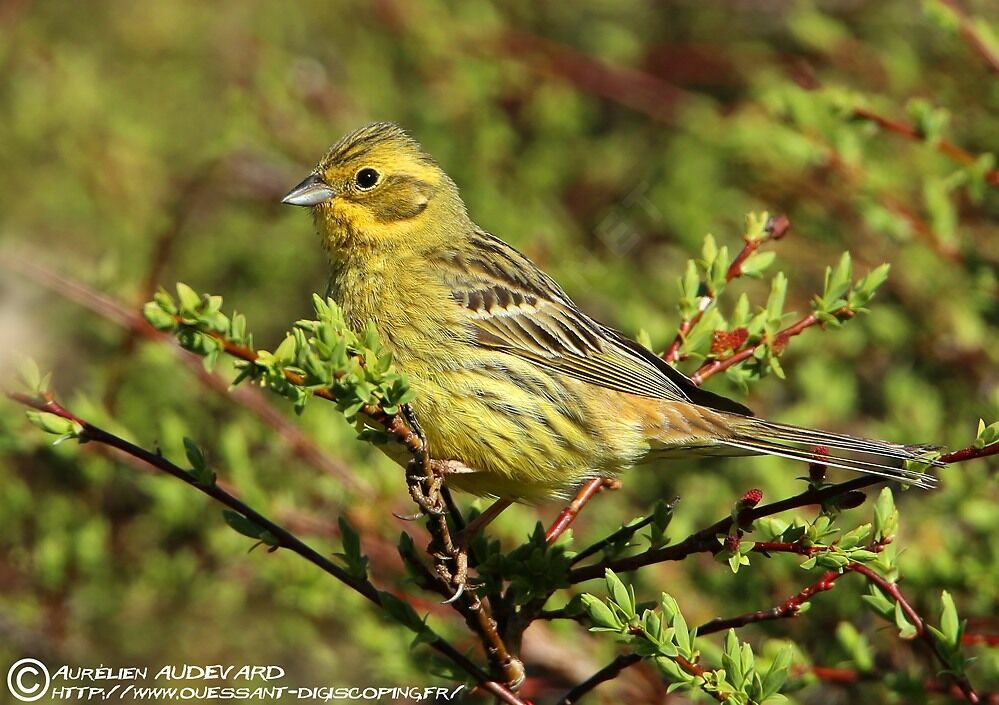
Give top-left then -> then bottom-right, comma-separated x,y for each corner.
281,173 -> 335,207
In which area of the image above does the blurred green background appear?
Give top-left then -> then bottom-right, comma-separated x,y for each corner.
0,0 -> 996,702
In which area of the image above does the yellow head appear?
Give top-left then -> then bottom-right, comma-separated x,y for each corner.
282,122 -> 467,252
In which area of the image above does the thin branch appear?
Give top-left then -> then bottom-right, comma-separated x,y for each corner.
698,568 -> 844,636
4,264 -> 524,688
938,0 -> 999,75
389,413 -> 525,687
568,475 -> 883,584
848,561 -> 980,703
691,308 -> 853,386
569,429 -> 999,584
663,214 -> 790,364
940,442 -> 999,464
851,107 -> 999,188
569,505 -> 668,567
6,392 -> 526,705
556,653 -> 642,704
546,478 -> 620,543
1,255 -> 366,492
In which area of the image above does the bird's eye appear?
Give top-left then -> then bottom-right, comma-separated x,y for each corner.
355,167 -> 380,190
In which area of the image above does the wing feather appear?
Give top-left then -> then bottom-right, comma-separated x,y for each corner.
438,230 -> 753,415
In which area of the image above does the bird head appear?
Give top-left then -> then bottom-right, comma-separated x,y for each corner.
282,122 -> 465,251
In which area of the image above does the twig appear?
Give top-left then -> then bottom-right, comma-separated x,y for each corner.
570,431 -> 996,584
698,568 -> 847,636
568,475 -> 883,583
1,255 -> 365,492
848,561 -> 980,703
388,413 -> 525,687
4,262 -> 524,688
938,0 -> 999,75
851,107 -> 999,188
674,656 -> 727,701
6,392 -> 526,705
545,478 -> 620,543
556,653 -> 642,704
663,215 -> 790,364
939,442 -> 999,464
569,506 -> 667,567
691,308 -> 854,385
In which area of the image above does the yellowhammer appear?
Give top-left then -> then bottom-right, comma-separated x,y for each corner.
282,122 -> 935,504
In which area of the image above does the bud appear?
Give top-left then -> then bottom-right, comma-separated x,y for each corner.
765,214 -> 791,240
809,446 -> 829,483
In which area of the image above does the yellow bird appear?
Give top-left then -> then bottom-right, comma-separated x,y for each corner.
282,122 -> 934,504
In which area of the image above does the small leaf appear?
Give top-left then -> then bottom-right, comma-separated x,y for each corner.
183,436 -> 206,471
176,282 -> 202,313
939,590 -> 960,647
605,569 -> 635,619
580,594 -> 621,631
17,357 -> 42,392
873,487 -> 897,540
223,510 -> 264,540
894,601 -> 919,639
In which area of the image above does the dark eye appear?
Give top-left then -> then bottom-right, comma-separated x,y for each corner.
355,167 -> 380,190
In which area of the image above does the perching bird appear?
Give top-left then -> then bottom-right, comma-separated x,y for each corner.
282,122 -> 935,504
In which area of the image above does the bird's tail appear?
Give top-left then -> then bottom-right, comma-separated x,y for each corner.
713,415 -> 941,488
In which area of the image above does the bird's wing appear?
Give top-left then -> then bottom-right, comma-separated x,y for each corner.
436,231 -> 753,415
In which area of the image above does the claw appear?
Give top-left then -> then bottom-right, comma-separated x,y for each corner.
441,582 -> 464,604
392,511 -> 423,521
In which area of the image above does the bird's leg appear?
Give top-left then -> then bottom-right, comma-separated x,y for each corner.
453,497 -> 513,549
545,477 -> 621,543
397,407 -> 482,606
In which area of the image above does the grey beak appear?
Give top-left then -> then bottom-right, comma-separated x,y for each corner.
281,174 -> 335,207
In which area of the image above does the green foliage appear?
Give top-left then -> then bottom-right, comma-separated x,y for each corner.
582,571 -> 792,703
474,523 -> 573,605
145,286 -> 415,419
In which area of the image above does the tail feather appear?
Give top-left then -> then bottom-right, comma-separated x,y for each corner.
721,417 -> 941,489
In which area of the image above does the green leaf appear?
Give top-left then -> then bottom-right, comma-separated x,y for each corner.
939,590 -> 960,648
25,410 -> 82,438
335,516 -> 369,580
17,357 -> 42,392
176,282 -> 202,313
760,645 -> 792,698
183,436 -> 206,471
605,569 -> 635,620
824,252 -> 853,303
873,487 -> 897,540
765,272 -> 788,324
836,622 -> 874,672
223,510 -> 264,541
850,263 -> 890,308
739,250 -> 776,278
272,335 -> 298,365
580,594 -> 621,631
378,591 -> 427,634
894,600 -> 918,639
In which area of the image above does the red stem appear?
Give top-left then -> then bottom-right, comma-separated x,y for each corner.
663,214 -> 790,365
852,107 -> 999,188
545,478 -> 620,543
938,0 -> 999,75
